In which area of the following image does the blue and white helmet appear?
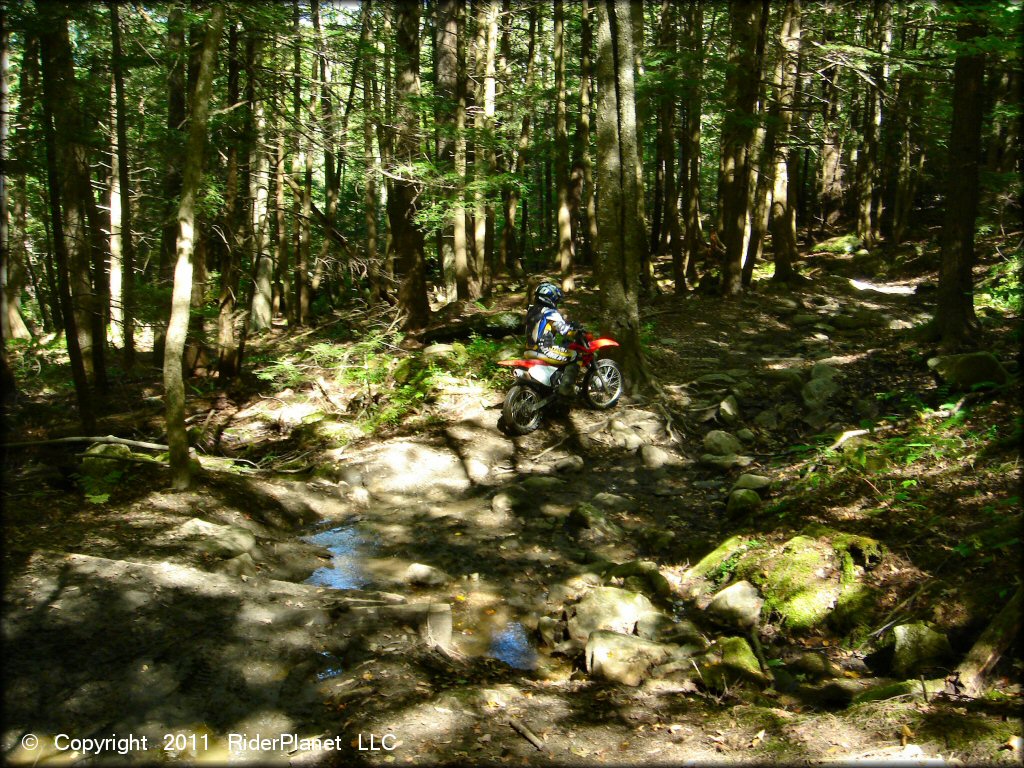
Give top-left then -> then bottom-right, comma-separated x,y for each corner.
535,281 -> 563,308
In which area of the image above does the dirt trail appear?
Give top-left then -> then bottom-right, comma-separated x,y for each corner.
3,259 -> 1019,765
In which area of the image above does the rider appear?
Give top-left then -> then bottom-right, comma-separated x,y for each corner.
525,281 -> 579,394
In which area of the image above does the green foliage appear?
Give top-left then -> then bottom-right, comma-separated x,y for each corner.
976,245 -> 1023,314
811,234 -> 861,254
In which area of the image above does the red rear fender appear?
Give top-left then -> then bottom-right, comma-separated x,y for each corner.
497,359 -> 549,368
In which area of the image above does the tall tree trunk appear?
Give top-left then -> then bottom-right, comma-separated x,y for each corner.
681,0 -> 704,289
388,1 -> 429,330
554,0 -> 575,291
453,0 -> 472,298
720,0 -> 765,295
769,0 -> 801,281
165,5 -> 224,489
576,0 -> 598,267
655,0 -> 683,293
932,11 -> 986,351
109,1 -> 136,365
855,0 -> 891,248
39,10 -> 94,433
11,33 -> 43,333
436,0 -> 459,302
817,2 -> 843,236
38,8 -> 102,383
594,0 -> 651,393
248,33 -> 272,333
741,0 -> 773,288
1,17 -> 30,342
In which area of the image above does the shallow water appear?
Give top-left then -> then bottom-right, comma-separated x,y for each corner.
302,524 -> 372,590
487,621 -> 537,670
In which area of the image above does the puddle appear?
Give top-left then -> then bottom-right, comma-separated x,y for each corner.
487,621 -> 537,670
302,524 -> 373,590
315,651 -> 346,681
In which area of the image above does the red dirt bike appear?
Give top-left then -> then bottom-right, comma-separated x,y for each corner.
497,327 -> 623,435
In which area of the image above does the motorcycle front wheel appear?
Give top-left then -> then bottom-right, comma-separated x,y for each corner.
502,383 -> 544,434
582,358 -> 623,409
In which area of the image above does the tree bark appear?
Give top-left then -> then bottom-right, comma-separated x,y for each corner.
435,0 -> 459,302
388,0 -> 429,331
576,0 -> 598,268
932,11 -> 987,351
554,0 -> 575,292
681,0 -> 704,289
39,11 -> 94,432
769,0 -> 801,282
719,0 -> 765,296
164,5 -> 224,490
109,1 -> 136,364
594,0 -> 651,393
954,586 -> 1022,698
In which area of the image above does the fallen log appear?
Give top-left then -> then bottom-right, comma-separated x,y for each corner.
954,585 -> 1022,698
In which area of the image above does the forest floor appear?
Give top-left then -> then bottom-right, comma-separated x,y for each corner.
2,231 -> 1022,766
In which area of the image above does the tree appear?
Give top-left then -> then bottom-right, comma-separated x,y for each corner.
768,0 -> 802,282
388,0 -> 429,330
719,0 -> 765,296
554,0 -> 574,291
164,4 -> 225,489
594,0 -> 651,393
931,8 -> 987,350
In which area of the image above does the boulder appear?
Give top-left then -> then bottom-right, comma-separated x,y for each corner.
719,395 -> 741,425
703,430 -> 742,456
810,362 -> 841,380
403,562 -> 451,586
518,475 -> 567,494
763,367 -> 805,394
892,622 -> 954,678
699,453 -> 754,471
567,502 -> 622,539
219,552 -> 258,578
179,518 -> 256,559
753,409 -> 779,430
736,428 -> 756,443
732,474 -> 771,494
927,352 -> 1010,390
640,445 -> 670,469
696,636 -> 767,690
802,376 -> 840,411
554,455 -> 585,473
80,443 -> 134,478
566,587 -> 655,645
605,560 -> 672,599
585,630 -> 674,686
590,492 -> 632,511
547,571 -> 604,607
726,489 -> 762,516
706,580 -> 764,629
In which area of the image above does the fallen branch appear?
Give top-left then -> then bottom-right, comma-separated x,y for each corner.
508,719 -> 545,751
2,435 -> 168,451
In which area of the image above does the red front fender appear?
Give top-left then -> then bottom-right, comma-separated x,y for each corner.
589,337 -> 620,350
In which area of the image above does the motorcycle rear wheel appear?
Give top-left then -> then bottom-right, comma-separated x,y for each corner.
582,358 -> 623,409
502,384 -> 544,434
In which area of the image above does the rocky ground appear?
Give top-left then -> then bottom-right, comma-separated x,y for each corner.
2,243 -> 1022,765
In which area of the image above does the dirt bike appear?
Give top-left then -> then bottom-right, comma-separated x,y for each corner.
497,326 -> 623,435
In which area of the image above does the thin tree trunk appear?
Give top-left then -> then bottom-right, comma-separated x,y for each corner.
435,0 -> 459,302
389,0 -> 429,330
39,12 -> 94,432
681,0 -> 704,289
720,1 -> 765,295
453,0 -> 471,299
554,0 -> 575,291
576,0 -> 598,267
931,11 -> 986,351
164,5 -> 224,489
109,1 -> 135,365
769,0 -> 801,282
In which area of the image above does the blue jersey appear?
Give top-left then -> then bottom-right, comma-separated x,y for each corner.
526,303 -> 572,351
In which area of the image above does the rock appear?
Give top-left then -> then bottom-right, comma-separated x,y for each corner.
618,431 -> 645,451
640,445 -> 670,469
547,571 -> 603,607
802,376 -> 840,411
590,492 -> 631,511
179,518 -> 256,558
892,622 -> 954,678
219,552 -> 258,578
491,489 -> 525,515
699,453 -> 753,471
392,357 -> 420,384
762,367 -> 805,394
732,474 -> 771,494
703,430 -> 742,456
706,580 -> 764,629
585,630 -> 674,686
719,395 -> 741,425
726,489 -> 762,516
831,314 -> 864,330
566,587 -> 655,645
606,560 -> 672,599
719,636 -> 766,680
696,636 -> 767,689
403,562 -> 451,586
554,455 -> 585,473
518,475 -> 567,494
810,363 -> 840,380
737,428 -> 755,443
422,343 -> 456,364
80,443 -> 134,478
786,651 -> 840,680
696,373 -> 737,386
566,502 -> 622,539
753,409 -> 779,430
927,352 -> 1010,390
537,615 -> 561,647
